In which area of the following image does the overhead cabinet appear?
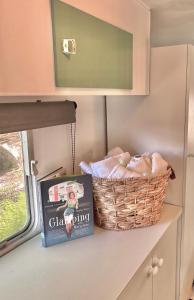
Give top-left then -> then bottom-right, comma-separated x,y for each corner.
0,0 -> 150,96
51,0 -> 133,90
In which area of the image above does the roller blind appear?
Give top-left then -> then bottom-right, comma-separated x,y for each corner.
0,100 -> 76,134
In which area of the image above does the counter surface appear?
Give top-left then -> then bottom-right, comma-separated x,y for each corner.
0,204 -> 182,300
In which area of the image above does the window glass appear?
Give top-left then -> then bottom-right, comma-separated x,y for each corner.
0,132 -> 29,243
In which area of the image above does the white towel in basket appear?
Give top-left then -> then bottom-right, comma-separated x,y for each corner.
152,152 -> 168,175
79,149 -> 169,179
127,154 -> 151,176
89,153 -> 131,178
79,161 -> 93,175
90,157 -> 119,178
114,152 -> 131,167
108,164 -> 141,179
105,147 -> 124,158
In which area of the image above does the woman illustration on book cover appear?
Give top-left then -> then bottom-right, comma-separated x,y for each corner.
57,191 -> 79,238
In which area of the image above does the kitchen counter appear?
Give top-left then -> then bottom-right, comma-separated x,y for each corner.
0,204 -> 182,300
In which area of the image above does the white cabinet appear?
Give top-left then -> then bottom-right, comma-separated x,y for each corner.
0,204 -> 181,300
118,255 -> 153,300
152,222 -> 177,300
118,221 -> 177,300
107,44 -> 194,300
0,0 -> 150,96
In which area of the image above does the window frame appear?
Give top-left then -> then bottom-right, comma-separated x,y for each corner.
0,131 -> 40,256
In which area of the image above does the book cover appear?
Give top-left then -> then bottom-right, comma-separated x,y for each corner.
38,174 -> 94,247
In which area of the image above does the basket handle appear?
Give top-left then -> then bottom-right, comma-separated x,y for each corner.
167,166 -> 176,180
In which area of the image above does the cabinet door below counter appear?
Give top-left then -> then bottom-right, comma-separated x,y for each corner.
118,255 -> 153,300
118,220 -> 178,300
152,222 -> 177,300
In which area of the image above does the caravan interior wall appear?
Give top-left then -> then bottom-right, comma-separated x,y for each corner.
107,45 -> 188,207
32,96 -> 106,177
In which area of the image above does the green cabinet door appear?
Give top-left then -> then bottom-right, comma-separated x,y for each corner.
51,0 -> 133,89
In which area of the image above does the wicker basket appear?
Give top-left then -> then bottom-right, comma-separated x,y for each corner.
92,168 -> 172,231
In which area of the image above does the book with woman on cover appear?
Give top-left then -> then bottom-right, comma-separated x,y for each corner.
38,174 -> 94,247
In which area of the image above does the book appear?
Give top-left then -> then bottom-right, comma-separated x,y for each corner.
38,174 -> 94,247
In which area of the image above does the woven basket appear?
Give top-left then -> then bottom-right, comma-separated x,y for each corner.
92,168 -> 172,231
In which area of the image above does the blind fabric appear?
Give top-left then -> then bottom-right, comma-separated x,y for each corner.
0,100 -> 76,134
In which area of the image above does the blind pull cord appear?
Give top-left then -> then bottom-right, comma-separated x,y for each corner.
70,123 -> 76,175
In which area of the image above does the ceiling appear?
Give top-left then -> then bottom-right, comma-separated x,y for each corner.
142,0 -> 194,11
142,0 -> 194,46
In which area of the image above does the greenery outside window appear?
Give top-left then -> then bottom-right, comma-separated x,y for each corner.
0,131 -> 38,255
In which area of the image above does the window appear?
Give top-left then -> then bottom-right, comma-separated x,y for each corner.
0,132 -> 31,244
0,100 -> 76,255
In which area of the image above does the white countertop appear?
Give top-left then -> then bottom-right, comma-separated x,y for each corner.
0,204 -> 182,300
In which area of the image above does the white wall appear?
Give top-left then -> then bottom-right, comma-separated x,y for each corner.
107,45 -> 188,207
32,96 -> 106,177
143,0 -> 194,46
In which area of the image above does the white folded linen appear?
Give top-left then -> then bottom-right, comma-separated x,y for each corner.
152,152 -> 168,175
127,154 -> 151,176
105,147 -> 124,158
79,148 -> 168,179
115,152 -> 131,167
106,147 -> 130,167
79,161 -> 92,175
142,153 -> 152,168
108,164 -> 141,179
90,157 -> 119,178
89,152 -> 130,178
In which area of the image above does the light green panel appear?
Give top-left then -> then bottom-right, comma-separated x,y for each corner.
51,0 -> 133,89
